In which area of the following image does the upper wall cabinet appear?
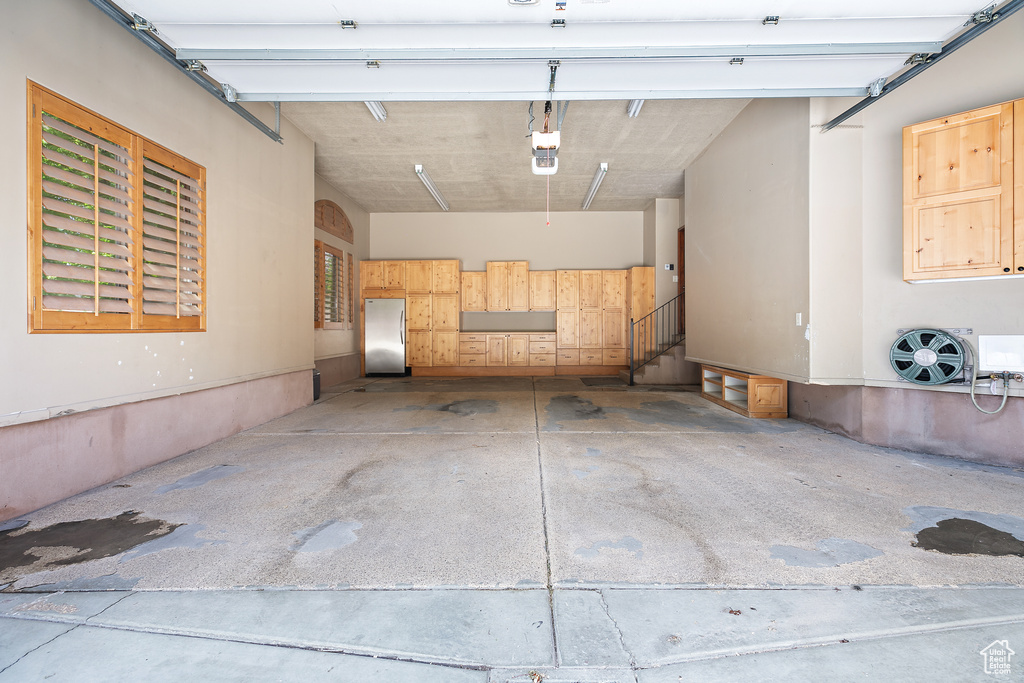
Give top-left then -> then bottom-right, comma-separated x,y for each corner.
903,99 -> 1022,281
486,261 -> 529,311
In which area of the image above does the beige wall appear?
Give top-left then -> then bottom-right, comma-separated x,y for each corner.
684,98 -> 811,381
0,0 -> 315,426
652,198 -> 681,309
856,10 -> 1024,397
369,211 -> 644,271
314,176 -> 370,363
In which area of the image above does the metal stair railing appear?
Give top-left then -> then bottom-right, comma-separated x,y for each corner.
628,290 -> 684,385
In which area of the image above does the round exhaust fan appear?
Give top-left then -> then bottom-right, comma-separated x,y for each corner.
889,329 -> 966,385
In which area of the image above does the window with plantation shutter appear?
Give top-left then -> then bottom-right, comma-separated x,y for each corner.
28,82 -> 206,333
313,239 -> 345,329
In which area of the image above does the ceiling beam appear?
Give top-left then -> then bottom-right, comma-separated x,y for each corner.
177,42 -> 943,62
235,87 -> 868,103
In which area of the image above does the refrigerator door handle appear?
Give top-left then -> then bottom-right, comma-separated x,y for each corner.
399,310 -> 405,345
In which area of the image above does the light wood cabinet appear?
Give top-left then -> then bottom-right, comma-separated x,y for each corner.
384,261 -> 405,289
602,270 -> 627,309
557,310 -> 578,348
579,270 -> 603,309
487,261 -> 529,311
701,365 -> 788,419
486,334 -> 507,366
407,330 -> 431,367
405,260 -> 433,293
508,334 -> 529,367
433,331 -> 458,366
461,272 -> 487,311
556,270 -> 578,309
432,260 -> 460,293
580,309 -> 602,348
904,99 -> 1023,280
431,294 -> 459,330
486,262 -> 508,311
406,294 -> 432,332
360,260 -> 383,290
529,271 -> 556,310
602,309 -> 626,348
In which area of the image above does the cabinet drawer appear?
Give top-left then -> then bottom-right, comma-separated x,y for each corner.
459,341 -> 487,354
460,354 -> 485,366
529,341 -> 556,354
530,333 -> 556,343
556,349 -> 579,365
603,349 -> 628,365
530,353 -> 556,366
460,333 -> 487,343
580,351 -> 603,365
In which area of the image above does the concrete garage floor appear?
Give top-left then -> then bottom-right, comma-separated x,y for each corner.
2,376 -> 1023,681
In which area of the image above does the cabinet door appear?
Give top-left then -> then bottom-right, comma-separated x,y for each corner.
904,101 -> 1014,280
461,272 -> 487,311
384,261 -> 406,289
407,330 -> 432,367
432,260 -> 460,293
486,262 -> 509,311
556,310 -> 578,348
556,270 -> 578,310
579,270 -> 603,309
508,261 -> 530,311
602,270 -> 627,309
508,334 -> 529,366
405,261 -> 433,293
529,271 -> 556,310
602,309 -> 626,348
431,293 -> 459,330
629,267 -> 656,319
485,334 -> 507,366
360,260 -> 383,290
433,331 -> 458,366
406,294 -> 432,331
579,309 -> 602,348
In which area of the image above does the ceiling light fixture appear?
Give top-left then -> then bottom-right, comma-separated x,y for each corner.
626,99 -> 644,118
414,165 -> 449,211
582,163 -> 608,210
364,101 -> 387,122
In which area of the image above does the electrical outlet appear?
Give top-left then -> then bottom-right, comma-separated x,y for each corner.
672,275 -> 678,283
795,313 -> 802,326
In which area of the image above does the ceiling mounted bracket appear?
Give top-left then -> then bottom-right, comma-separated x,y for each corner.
131,13 -> 157,33
968,7 -> 996,24
339,20 -> 358,29
821,0 -> 1024,132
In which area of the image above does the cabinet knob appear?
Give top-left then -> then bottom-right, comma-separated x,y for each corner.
1004,268 -> 1011,273
1019,267 -> 1024,272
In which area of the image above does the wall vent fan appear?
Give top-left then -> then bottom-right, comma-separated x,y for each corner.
889,328 -> 966,385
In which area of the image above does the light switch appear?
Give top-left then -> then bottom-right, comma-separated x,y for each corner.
672,275 -> 678,283
795,313 -> 802,326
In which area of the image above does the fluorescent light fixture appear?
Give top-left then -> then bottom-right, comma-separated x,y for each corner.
414,165 -> 449,211
626,99 -> 644,117
364,101 -> 387,122
582,162 -> 608,210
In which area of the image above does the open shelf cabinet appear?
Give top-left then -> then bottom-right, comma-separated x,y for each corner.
700,365 -> 788,419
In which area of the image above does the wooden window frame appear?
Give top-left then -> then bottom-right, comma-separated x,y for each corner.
27,82 -> 206,333
314,239 -> 346,330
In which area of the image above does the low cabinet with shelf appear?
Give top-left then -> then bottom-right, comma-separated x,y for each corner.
700,365 -> 788,419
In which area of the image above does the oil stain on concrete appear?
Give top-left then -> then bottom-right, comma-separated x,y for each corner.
154,464 -> 245,494
914,519 -> 1024,557
0,511 -> 180,580
292,520 -> 363,553
770,538 -> 883,568
544,395 -> 607,429
575,536 -> 644,560
395,399 -> 499,417
903,506 -> 1024,557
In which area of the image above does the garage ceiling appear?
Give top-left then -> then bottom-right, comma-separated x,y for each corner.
103,0 -> 996,212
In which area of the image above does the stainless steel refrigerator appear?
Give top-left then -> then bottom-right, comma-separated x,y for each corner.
364,298 -> 407,375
